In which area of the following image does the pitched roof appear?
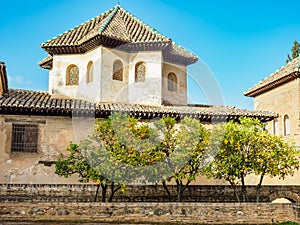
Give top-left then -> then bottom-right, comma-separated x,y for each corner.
0,89 -> 277,122
40,5 -> 198,68
38,55 -> 53,69
244,57 -> 300,97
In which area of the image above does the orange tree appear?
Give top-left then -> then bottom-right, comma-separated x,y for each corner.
153,116 -> 210,202
56,113 -> 211,202
253,133 -> 300,202
55,113 -> 159,202
204,117 -> 300,202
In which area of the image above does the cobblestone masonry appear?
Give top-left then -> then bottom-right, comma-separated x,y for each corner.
0,202 -> 299,224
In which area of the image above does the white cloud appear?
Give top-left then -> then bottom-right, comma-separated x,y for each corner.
8,75 -> 32,87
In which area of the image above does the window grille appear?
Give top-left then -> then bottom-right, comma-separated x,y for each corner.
113,60 -> 123,81
135,62 -> 146,82
11,124 -> 38,153
66,65 -> 79,86
168,73 -> 177,92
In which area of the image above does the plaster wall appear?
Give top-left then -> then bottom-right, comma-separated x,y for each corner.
162,62 -> 187,105
0,115 -> 95,184
50,48 -> 102,101
100,47 -> 129,103
128,51 -> 163,105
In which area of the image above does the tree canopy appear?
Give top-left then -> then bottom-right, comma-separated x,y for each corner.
286,40 -> 300,64
55,113 -> 212,202
204,117 -> 300,202
56,114 -> 300,202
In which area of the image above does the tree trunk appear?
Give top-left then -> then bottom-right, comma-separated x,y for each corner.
101,183 -> 107,202
241,173 -> 248,202
256,172 -> 265,203
179,180 -> 191,202
162,181 -> 172,201
108,182 -> 122,202
176,179 -> 182,202
94,183 -> 101,202
228,179 -> 240,203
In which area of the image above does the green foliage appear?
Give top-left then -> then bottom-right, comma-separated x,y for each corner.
56,114 -> 300,203
286,40 -> 300,64
155,116 -> 210,201
292,40 -> 300,59
56,113 -> 211,202
204,117 -> 300,202
277,222 -> 300,225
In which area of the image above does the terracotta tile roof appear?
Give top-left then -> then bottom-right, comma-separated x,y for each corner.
40,5 -> 198,68
0,62 -> 8,96
38,55 -> 53,69
244,57 -> 300,97
0,89 -> 277,122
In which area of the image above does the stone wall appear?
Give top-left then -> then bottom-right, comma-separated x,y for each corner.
1,184 -> 299,203
0,202 -> 299,224
254,78 -> 300,145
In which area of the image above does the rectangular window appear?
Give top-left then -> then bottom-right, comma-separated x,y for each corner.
11,124 -> 38,153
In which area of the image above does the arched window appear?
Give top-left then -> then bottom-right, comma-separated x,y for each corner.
273,119 -> 279,136
284,115 -> 290,136
135,62 -> 146,82
112,60 -> 123,81
66,64 -> 79,86
86,61 -> 94,83
167,72 -> 177,92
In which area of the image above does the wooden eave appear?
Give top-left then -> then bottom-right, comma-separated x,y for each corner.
244,71 -> 300,97
41,39 -> 197,69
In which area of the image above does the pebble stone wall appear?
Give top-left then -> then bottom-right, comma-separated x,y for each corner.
0,202 -> 299,224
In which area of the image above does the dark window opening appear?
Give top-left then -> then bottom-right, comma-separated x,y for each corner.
11,124 -> 38,153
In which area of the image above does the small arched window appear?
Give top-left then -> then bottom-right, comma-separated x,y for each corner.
135,62 -> 146,82
284,115 -> 290,136
86,61 -> 94,83
112,60 -> 123,81
167,73 -> 177,92
66,64 -> 79,86
273,119 -> 279,136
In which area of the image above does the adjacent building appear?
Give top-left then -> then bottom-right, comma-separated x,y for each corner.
244,57 -> 300,146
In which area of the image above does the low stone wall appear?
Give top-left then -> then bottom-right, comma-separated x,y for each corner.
1,184 -> 300,203
0,202 -> 299,224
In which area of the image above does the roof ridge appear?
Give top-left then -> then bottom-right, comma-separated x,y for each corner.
98,5 -> 119,34
118,5 -> 170,42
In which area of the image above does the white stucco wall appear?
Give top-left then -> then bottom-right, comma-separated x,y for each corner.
128,51 -> 163,105
100,47 -> 129,103
50,48 -> 102,102
162,62 -> 187,105
49,47 -> 189,106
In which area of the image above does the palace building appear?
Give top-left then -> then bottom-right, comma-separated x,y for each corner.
0,4 -> 276,184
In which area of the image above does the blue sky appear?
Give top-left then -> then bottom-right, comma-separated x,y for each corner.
1,0 -> 300,109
